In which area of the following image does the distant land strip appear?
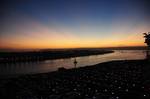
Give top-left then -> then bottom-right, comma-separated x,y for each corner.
0,50 -> 114,63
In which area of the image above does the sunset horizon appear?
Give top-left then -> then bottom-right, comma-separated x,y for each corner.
1,0 -> 150,49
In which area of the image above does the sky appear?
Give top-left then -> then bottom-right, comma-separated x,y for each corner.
0,0 -> 150,49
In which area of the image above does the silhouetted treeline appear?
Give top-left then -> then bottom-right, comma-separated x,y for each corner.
0,49 -> 114,63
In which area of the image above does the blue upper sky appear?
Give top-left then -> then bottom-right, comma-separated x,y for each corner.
0,0 -> 150,49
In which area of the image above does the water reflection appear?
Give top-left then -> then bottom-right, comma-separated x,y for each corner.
0,50 -> 147,76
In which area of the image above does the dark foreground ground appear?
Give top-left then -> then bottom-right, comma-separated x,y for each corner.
0,60 -> 150,99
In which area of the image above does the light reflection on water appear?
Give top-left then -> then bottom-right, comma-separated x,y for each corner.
0,50 -> 146,76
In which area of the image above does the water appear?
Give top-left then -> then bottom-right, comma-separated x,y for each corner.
0,50 -> 146,76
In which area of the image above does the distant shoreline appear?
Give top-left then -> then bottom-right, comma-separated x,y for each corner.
0,50 -> 114,63
0,46 -> 147,52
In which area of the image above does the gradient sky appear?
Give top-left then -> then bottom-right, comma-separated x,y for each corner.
0,0 -> 150,49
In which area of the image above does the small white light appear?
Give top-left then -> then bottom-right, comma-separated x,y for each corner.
112,92 -> 114,95
92,96 -> 96,99
133,84 -> 135,87
125,89 -> 128,92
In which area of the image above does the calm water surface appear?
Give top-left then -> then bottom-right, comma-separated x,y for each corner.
0,50 -> 146,76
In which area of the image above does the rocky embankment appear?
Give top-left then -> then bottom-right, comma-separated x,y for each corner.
0,60 -> 150,99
